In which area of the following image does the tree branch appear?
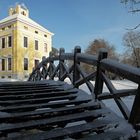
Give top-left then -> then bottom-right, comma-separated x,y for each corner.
125,23 -> 140,30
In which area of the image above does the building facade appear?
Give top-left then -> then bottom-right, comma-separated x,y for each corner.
0,4 -> 53,79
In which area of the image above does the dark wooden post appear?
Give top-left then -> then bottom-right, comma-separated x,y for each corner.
94,48 -> 108,99
73,46 -> 81,87
129,85 -> 140,126
49,51 -> 54,80
59,48 -> 65,81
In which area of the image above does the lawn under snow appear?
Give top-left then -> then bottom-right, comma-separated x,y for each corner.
0,78 -> 138,118
63,78 -> 138,118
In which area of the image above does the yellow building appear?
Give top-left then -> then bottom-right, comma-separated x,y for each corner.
0,4 -> 53,80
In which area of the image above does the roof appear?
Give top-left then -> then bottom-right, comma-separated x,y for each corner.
0,14 -> 54,35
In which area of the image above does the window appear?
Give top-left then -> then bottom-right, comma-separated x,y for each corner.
24,26 -> 28,30
24,58 -> 28,70
8,36 -> 12,47
35,40 -> 38,50
24,37 -> 28,48
8,76 -> 11,78
2,38 -> 5,48
44,34 -> 47,37
35,31 -> 38,34
2,59 -> 5,71
44,43 -> 47,52
21,11 -> 26,16
8,58 -> 12,71
35,59 -> 39,68
8,25 -> 11,29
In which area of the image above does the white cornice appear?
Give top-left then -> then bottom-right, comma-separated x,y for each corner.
0,14 -> 54,36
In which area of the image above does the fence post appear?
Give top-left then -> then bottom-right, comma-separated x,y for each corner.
49,51 -> 54,80
94,48 -> 108,99
73,46 -> 81,87
59,48 -> 65,81
129,85 -> 140,126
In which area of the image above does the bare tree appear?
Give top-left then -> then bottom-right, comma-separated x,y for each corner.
121,0 -> 140,30
121,0 -> 140,13
85,39 -> 118,59
123,31 -> 140,67
82,39 -> 118,76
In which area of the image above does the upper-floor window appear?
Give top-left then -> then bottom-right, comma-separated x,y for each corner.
35,31 -> 38,34
24,26 -> 28,30
8,36 -> 12,47
44,43 -> 47,52
8,25 -> 11,29
24,58 -> 28,70
35,40 -> 38,50
2,59 -> 5,71
2,38 -> 5,48
8,58 -> 12,71
44,34 -> 47,37
24,37 -> 28,48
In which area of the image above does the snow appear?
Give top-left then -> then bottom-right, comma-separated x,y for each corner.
63,78 -> 138,118
0,78 -> 18,82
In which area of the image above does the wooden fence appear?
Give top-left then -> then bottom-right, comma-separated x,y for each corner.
28,46 -> 140,128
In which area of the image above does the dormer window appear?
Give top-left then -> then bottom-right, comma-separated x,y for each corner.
21,11 -> 26,16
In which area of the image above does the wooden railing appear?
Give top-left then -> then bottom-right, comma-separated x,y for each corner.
28,46 -> 140,128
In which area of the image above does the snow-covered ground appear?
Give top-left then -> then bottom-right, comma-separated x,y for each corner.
0,78 -> 18,82
0,78 -> 138,118
63,78 -> 138,118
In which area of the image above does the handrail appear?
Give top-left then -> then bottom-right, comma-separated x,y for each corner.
28,46 -> 140,126
77,53 -> 98,65
61,53 -> 74,60
101,58 -> 140,84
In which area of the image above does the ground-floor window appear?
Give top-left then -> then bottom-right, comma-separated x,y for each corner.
8,76 -> 11,78
44,43 -> 47,52
35,59 -> 39,68
24,58 -> 28,70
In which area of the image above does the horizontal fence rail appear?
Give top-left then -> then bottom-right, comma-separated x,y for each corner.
28,46 -> 140,127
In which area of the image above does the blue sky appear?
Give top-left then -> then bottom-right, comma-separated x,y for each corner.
0,0 -> 139,53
